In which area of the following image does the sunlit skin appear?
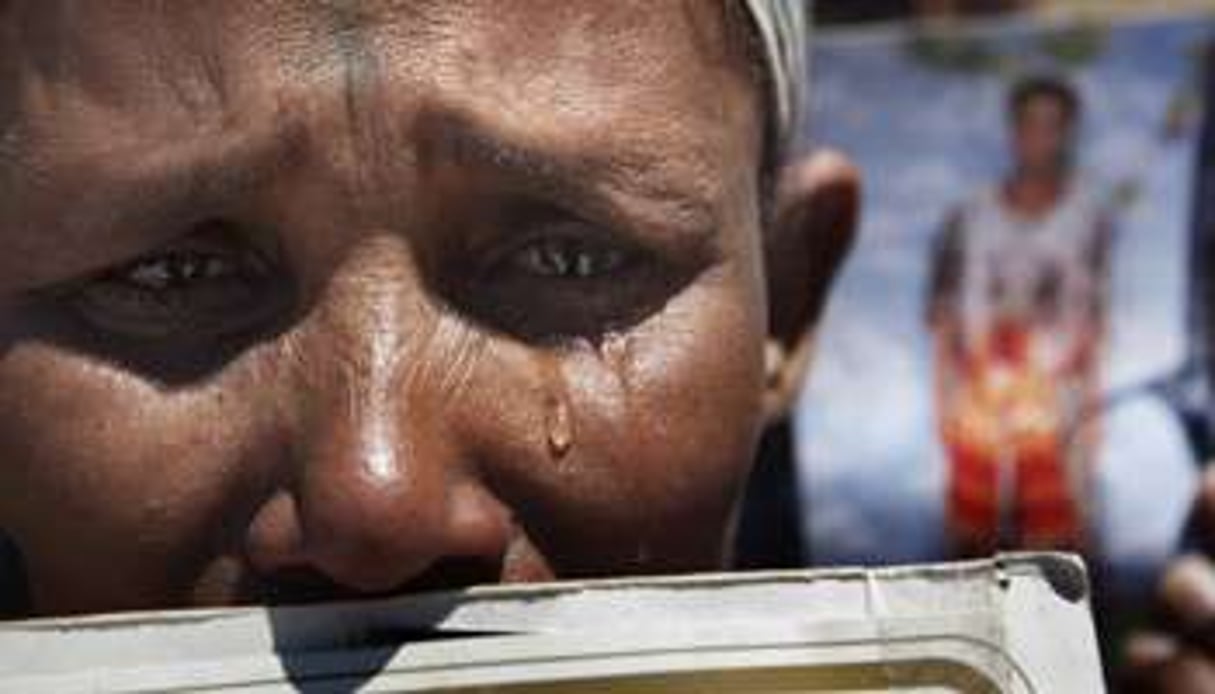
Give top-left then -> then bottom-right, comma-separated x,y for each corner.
0,2 -> 856,618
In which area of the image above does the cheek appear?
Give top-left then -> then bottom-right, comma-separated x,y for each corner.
463,268 -> 766,574
612,287 -> 765,492
0,342 -> 267,614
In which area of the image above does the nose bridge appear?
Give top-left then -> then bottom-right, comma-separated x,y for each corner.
306,237 -> 417,461
319,249 -> 415,479
286,237 -> 451,589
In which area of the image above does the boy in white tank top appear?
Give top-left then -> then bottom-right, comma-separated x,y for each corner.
928,76 -> 1113,556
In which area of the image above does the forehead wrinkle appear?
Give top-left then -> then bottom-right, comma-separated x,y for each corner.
418,108 -> 721,241
411,4 -> 758,228
1,3 -> 264,192
289,1 -> 451,213
315,0 -> 379,122
5,1 -> 758,246
0,117 -> 305,294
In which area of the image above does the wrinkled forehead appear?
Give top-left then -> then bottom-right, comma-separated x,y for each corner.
0,1 -> 762,169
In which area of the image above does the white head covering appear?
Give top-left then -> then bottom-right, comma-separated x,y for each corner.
742,0 -> 808,151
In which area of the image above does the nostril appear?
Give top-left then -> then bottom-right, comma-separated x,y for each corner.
245,557 -> 503,606
397,557 -> 504,594
244,475 -> 514,599
244,492 -> 308,579
300,484 -> 451,595
444,484 -> 516,560
242,566 -> 353,606
291,449 -> 452,594
242,487 -> 508,603
241,486 -> 438,597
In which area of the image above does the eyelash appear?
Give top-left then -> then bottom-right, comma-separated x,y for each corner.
58,223 -> 284,342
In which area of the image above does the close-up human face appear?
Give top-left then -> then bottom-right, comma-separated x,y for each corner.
1011,94 -> 1075,177
0,1 -> 788,618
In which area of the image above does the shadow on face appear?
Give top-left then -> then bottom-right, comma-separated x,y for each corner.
0,0 -> 770,617
0,0 -> 853,619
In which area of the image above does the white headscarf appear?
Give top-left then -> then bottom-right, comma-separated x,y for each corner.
742,0 -> 808,151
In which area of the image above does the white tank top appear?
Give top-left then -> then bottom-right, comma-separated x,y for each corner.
954,182 -> 1108,371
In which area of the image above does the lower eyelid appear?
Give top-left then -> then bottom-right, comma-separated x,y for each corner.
68,274 -> 278,336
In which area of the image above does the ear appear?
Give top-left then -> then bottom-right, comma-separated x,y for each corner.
761,149 -> 860,424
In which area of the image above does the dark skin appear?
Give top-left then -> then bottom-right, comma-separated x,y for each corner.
0,1 -> 857,617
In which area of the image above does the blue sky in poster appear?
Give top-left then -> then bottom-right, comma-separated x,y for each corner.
795,14 -> 1212,571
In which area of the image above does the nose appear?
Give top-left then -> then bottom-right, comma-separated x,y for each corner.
245,240 -> 512,596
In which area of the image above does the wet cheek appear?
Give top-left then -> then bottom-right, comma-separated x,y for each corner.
0,345 -> 264,612
604,294 -> 765,516
572,313 -> 763,569
463,280 -> 765,574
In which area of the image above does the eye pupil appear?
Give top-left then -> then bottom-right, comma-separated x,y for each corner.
541,243 -> 572,277
122,253 -> 236,290
575,252 -> 595,278
177,257 -> 202,282
519,239 -> 622,279
128,260 -> 175,290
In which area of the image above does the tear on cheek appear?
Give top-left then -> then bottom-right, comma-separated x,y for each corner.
536,359 -> 576,471
544,395 -> 573,463
528,335 -> 637,478
593,332 -> 632,380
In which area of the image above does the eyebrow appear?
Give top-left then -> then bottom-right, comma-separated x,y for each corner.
0,107 -> 725,294
0,125 -> 299,294
419,111 -> 721,246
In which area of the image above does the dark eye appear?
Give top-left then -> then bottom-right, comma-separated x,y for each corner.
451,218 -> 686,341
507,236 -> 627,280
123,252 -> 240,290
67,222 -> 286,341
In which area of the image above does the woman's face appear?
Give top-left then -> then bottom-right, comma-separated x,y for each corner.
0,1 -> 773,616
